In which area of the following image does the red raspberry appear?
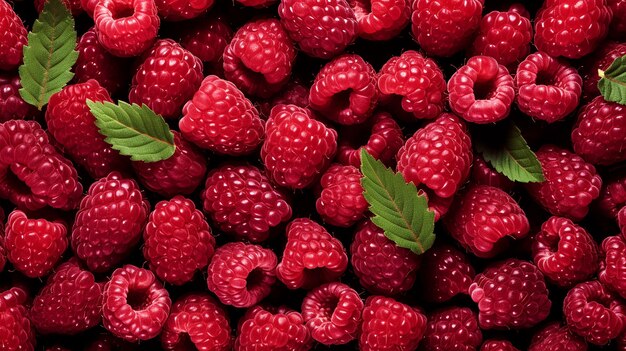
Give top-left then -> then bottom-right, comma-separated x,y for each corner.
411,0 -> 482,57
35,0 -> 83,15
102,265 -> 171,342
534,0 -> 612,59
180,75 -> 264,155
161,293 -> 231,351
94,0 -> 160,57
350,219 -> 420,295
46,80 -> 130,179
347,0 -> 410,40
177,15 -> 232,66
525,145 -> 602,221
528,322 -> 588,351
81,0 -> 98,16
599,235 -> 626,299
418,243 -> 476,303
0,0 -> 27,71
276,218 -> 348,289
30,260 -> 103,335
154,0 -> 213,20
609,0 -> 626,38
301,282 -> 363,345
143,196 -> 215,285
316,164 -> 367,227
71,172 -> 150,273
234,305 -> 312,351
259,80 -> 311,118
582,42 -> 626,101
420,307 -> 483,351
377,50 -> 446,120
309,54 -> 378,125
223,18 -> 296,99
596,170 -> 626,220
563,280 -> 626,345
262,104 -> 338,189
278,0 -> 358,59
0,287 -> 35,351
471,155 -> 515,191
448,56 -> 515,124
515,51 -> 582,123
207,242 -> 277,308
0,72 -> 35,122
480,340 -> 519,351
202,163 -> 292,243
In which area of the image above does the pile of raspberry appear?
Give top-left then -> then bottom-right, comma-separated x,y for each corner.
1,0 -> 626,349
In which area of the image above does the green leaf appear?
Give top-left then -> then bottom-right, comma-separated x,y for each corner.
18,0 -> 78,110
359,149 -> 436,255
87,100 -> 176,162
598,54 -> 626,105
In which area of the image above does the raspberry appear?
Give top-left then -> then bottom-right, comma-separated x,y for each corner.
207,242 -> 277,308
525,145 -> 602,221
30,260 -> 103,335
581,42 -> 626,101
177,15 -> 232,64
528,322 -> 588,351
377,50 -> 446,120
94,0 -> 160,57
596,170 -> 626,220
0,72 -> 35,122
161,293 -> 231,351
235,0 -> 276,7
0,0 -> 27,71
418,243 -> 476,303
608,0 -> 626,38
46,80 -> 130,179
129,39 -> 203,119
154,0 -> 213,20
102,265 -> 171,342
301,282 -> 363,345
262,104 -> 338,189
81,0 -> 98,16
309,54 -> 378,125
411,0 -> 483,57
202,163 -> 292,243
71,172 -> 150,273
515,51 -> 582,123
420,307 -> 483,351
534,0 -> 612,59
347,0 -> 410,40
180,75 -> 264,155
480,340 -> 519,351
223,18 -> 296,99
260,80 -> 310,118
234,305 -> 312,351
316,164 -> 367,227
84,333 -> 135,351
143,196 -> 215,286
0,287 -> 35,351
278,0 -> 358,59
599,235 -> 626,299
448,56 -> 515,124
350,219 -> 420,295
276,218 -> 348,289
470,155 -> 515,191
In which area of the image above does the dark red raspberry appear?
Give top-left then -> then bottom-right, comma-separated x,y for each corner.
154,0 -> 213,20
301,282 -> 363,345
161,293 -> 231,351
620,206 -> 626,236
596,170 -> 626,220
0,287 -> 35,351
347,0 -> 410,40
223,18 -> 296,99
0,72 -> 35,122
418,243 -> 476,303
471,155 -> 515,191
102,265 -> 171,342
235,0 -> 276,7
608,0 -> 626,38
258,80 -> 311,118
202,163 -> 292,243
177,15 -> 232,64
278,0 -> 358,59
516,51 -> 582,123
582,42 -> 626,101
143,196 -> 215,285
316,164 -> 367,227
599,235 -> 626,299
420,306 -> 483,351
480,340 -> 519,351
234,305 -> 312,351
207,242 -> 277,308
0,0 -> 27,71
84,333 -> 135,351
35,0 -> 83,15
94,0 -> 160,57
180,75 -> 264,155
71,172 -> 150,273
277,218 -> 348,289
262,104 -> 338,189
528,322 -> 588,351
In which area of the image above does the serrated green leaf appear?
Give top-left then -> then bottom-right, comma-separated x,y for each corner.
18,0 -> 78,110
598,54 -> 626,105
360,149 -> 436,255
87,100 -> 176,162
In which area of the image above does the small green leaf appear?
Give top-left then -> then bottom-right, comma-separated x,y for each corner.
598,54 -> 626,105
360,149 -> 436,255
87,100 -> 176,162
18,0 -> 78,110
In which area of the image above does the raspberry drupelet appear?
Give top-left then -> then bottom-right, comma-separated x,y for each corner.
234,305 -> 312,351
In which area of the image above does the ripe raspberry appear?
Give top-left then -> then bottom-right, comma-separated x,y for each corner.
0,0 -> 27,71
94,0 -> 160,57
0,72 -> 35,122
207,242 -> 277,308
515,51 -> 582,123
596,170 -> 626,220
0,287 -> 35,351
278,0 -> 358,59
420,307 -> 482,351
448,56 -> 515,124
563,280 -> 626,345
30,260 -> 103,335
599,235 -> 626,299
350,219 -> 420,295
234,305 -> 312,351
377,50 -> 446,120
347,0 -> 410,40
154,0 -> 213,20
180,75 -> 264,155
35,0 -> 83,15
533,216 -> 599,287
471,156 -> 515,191
418,243 -> 476,303
480,340 -> 519,351
582,42 -> 626,100
102,265 -> 171,342
71,172 -> 150,273
262,104 -> 338,189
310,54 -> 378,125
161,293 -> 231,351
202,163 -> 292,243
277,218 -> 348,289
301,282 -> 363,345
177,15 -> 232,64
316,164 -> 367,227
534,0 -> 612,59
608,0 -> 626,38
525,145 -> 602,221
411,0 -> 483,57
223,18 -> 296,99
46,80 -> 130,179
143,196 -> 215,286
528,322 -> 588,351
